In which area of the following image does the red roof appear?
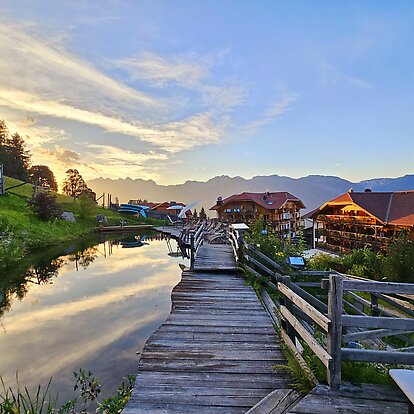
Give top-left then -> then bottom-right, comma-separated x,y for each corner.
210,191 -> 305,211
313,190 -> 414,226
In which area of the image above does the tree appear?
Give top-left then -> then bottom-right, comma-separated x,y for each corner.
78,193 -> 96,219
0,123 -> 31,181
192,209 -> 198,219
29,165 -> 58,191
199,207 -> 207,220
6,133 -> 31,181
383,230 -> 414,282
0,120 -> 8,146
62,169 -> 89,201
29,191 -> 63,220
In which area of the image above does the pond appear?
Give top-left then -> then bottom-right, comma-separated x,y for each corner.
0,231 -> 187,405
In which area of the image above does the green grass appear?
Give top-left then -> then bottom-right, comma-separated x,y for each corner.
0,177 -> 161,270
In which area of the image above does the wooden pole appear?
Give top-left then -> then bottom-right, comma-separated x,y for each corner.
327,273 -> 344,389
190,231 -> 195,271
102,193 -> 105,208
237,234 -> 244,262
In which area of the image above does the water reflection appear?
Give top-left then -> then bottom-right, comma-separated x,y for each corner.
0,231 -> 187,404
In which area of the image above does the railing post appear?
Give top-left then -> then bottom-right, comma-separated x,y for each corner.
280,276 -> 297,344
327,273 -> 344,389
237,234 -> 244,262
371,293 -> 379,316
190,231 -> 195,271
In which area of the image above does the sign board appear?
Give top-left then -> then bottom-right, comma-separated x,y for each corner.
0,164 -> 4,195
288,256 -> 305,268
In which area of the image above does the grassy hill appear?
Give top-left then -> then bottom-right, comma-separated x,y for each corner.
0,177 -> 155,270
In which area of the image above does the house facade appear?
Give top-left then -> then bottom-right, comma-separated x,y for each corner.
311,190 -> 414,253
210,191 -> 305,237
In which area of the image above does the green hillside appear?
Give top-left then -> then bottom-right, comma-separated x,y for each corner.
0,177 -> 155,270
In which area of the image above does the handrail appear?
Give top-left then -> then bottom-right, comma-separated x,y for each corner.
189,222 -> 206,270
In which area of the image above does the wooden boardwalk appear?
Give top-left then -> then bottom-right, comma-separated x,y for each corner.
124,230 -> 411,413
194,243 -> 238,272
124,242 -> 295,413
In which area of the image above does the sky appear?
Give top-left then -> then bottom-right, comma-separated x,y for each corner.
1,1 -> 413,186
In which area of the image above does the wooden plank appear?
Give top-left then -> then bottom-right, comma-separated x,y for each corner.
374,293 -> 414,318
246,244 -> 284,273
311,383 -> 408,402
343,279 -> 414,295
124,402 -> 247,414
278,282 -> 330,332
134,371 -> 291,388
290,393 -> 408,414
245,389 -> 301,414
327,274 -> 343,389
280,328 -> 318,387
342,315 -> 414,330
343,328 -> 414,343
280,305 -> 331,368
283,277 -> 328,314
341,348 -> 414,365
245,254 -> 278,279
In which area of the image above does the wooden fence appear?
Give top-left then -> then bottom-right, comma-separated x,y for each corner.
239,241 -> 414,389
189,222 -> 206,270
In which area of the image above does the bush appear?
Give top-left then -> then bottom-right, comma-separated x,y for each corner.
78,193 -> 96,219
0,232 -> 25,270
383,230 -> 414,282
306,253 -> 344,272
29,192 -> 63,220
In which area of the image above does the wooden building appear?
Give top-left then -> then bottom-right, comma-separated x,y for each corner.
210,191 -> 305,238
310,190 -> 414,253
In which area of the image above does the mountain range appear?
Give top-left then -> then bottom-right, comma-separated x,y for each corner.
87,174 -> 414,216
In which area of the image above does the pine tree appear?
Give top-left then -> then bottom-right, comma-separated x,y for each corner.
7,133 -> 31,181
0,120 -> 8,146
0,120 -> 9,170
199,207 -> 207,220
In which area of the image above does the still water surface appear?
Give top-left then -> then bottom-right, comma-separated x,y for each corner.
0,231 -> 186,403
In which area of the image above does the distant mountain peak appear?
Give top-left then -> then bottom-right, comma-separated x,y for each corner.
87,172 -> 414,215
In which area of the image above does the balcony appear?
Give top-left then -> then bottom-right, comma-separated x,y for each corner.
319,214 -> 377,225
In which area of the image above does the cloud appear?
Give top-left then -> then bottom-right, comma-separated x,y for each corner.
201,83 -> 246,109
0,88 -> 224,153
115,51 -> 210,88
0,22 -> 157,110
115,51 -> 246,110
242,95 -> 296,134
40,145 -> 81,164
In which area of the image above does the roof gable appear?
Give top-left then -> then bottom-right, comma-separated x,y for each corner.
313,190 -> 414,226
210,191 -> 305,210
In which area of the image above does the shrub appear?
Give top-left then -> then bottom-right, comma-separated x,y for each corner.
78,193 -> 96,219
29,192 -> 63,220
383,230 -> 414,282
0,232 -> 25,270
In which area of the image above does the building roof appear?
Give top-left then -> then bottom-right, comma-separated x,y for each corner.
302,207 -> 319,221
210,191 -> 305,211
313,190 -> 414,226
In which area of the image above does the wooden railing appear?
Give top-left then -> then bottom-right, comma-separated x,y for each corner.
227,226 -> 243,262
239,241 -> 414,389
189,222 -> 206,270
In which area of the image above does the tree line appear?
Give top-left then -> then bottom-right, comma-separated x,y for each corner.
0,119 -> 94,200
